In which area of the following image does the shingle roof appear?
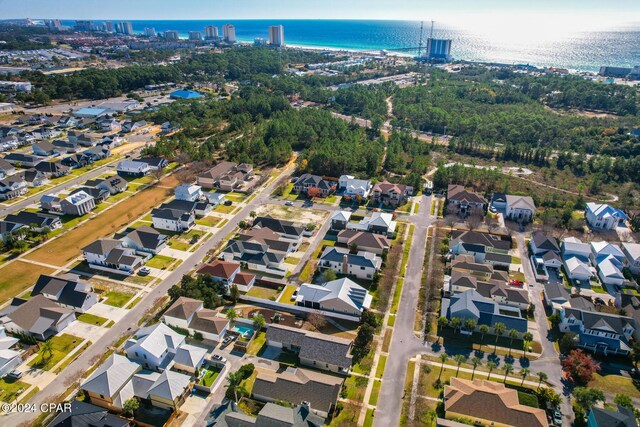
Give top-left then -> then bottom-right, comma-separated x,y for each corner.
197,260 -> 240,279
531,231 -> 560,253
588,406 -> 638,427
337,230 -> 390,252
188,309 -> 229,335
3,295 -> 73,335
253,215 -> 304,237
164,297 -> 202,321
48,400 -> 130,427
173,344 -> 206,369
128,323 -> 185,359
447,184 -> 486,204
32,274 -> 94,309
124,225 -> 167,251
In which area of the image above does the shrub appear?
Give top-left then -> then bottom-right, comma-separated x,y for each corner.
238,363 -> 255,380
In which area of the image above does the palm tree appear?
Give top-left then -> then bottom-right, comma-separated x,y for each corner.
503,363 -> 514,383
536,371 -> 548,389
454,355 -> 467,377
450,317 -> 462,334
40,339 -> 53,360
438,353 -> 449,380
508,329 -> 520,355
463,319 -> 477,334
493,322 -> 506,353
437,316 -> 449,333
478,324 -> 490,344
471,357 -> 482,379
520,368 -> 530,386
226,371 -> 243,402
522,332 -> 534,357
487,361 -> 497,379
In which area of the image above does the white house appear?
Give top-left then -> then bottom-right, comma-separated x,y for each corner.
621,242 -> 640,274
564,256 -> 593,282
203,192 -> 226,207
318,246 -> 381,280
175,184 -> 202,202
0,326 -> 21,377
296,277 -> 372,318
585,202 -> 627,230
124,323 -> 186,371
338,175 -> 372,198
562,237 -> 592,259
346,212 -> 396,237
597,257 -> 625,286
116,160 -> 150,178
590,241 -> 625,266
505,195 -> 536,223
151,200 -> 196,232
82,238 -> 145,275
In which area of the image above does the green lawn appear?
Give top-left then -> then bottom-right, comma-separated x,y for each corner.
343,375 -> 369,402
146,254 -> 175,269
199,367 -> 221,387
511,256 -> 522,264
0,378 -> 30,402
195,216 -> 223,227
246,331 -> 266,355
298,261 -> 316,283
125,296 -> 142,309
103,291 -> 134,308
28,334 -> 83,371
215,204 -> 236,214
387,315 -> 396,327
246,285 -> 280,300
391,279 -> 404,314
284,257 -> 301,265
77,313 -> 108,327
589,373 -> 640,399
167,239 -> 191,251
590,285 -> 609,294
376,355 -> 388,379
369,379 -> 382,406
240,370 -> 258,395
277,285 -> 297,305
509,271 -> 526,282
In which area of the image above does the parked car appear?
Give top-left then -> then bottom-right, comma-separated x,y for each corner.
224,200 -> 232,206
222,335 -> 235,347
489,206 -> 497,213
7,370 -> 23,380
291,290 -> 298,300
138,267 -> 151,276
509,279 -> 524,287
594,297 -> 605,306
553,410 -> 562,425
285,201 -> 294,206
211,354 -> 227,364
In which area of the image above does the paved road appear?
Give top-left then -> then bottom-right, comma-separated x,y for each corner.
5,163 -> 295,427
374,195 -> 434,427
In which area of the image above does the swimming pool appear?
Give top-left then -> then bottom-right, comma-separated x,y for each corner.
232,325 -> 255,336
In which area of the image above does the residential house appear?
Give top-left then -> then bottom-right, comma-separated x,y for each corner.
345,211 -> 397,237
318,246 -> 382,280
151,200 -> 196,232
203,192 -> 226,207
61,190 -> 95,216
4,210 -> 62,232
4,153 -> 42,167
559,299 -> 636,355
443,378 -> 548,427
32,141 -> 62,157
543,282 -> 572,313
587,406 -> 638,427
590,242 -> 625,286
0,136 -> 19,153
293,174 -> 335,197
0,295 -> 75,340
136,369 -> 192,411
71,186 -> 109,204
83,146 -> 110,161
504,195 -> 536,223
449,229 -> 512,264
0,158 -> 16,178
120,225 -> 168,255
31,274 -> 98,313
371,181 -> 412,207
252,216 -> 305,245
338,175 -> 372,198
585,202 -> 627,230
441,289 -> 528,334
162,297 -> 229,342
621,242 -> 640,274
98,116 -> 120,132
196,161 -> 253,190
447,270 -> 530,310
251,364 -> 343,418
336,230 -> 390,255
221,232 -> 289,276
85,175 -> 127,195
212,401 -> 324,427
0,174 -> 27,200
330,210 -> 352,231
56,116 -> 79,129
170,344 -> 207,374
34,161 -> 70,178
124,323 -> 186,371
82,238 -> 144,275
39,194 -> 62,212
21,169 -> 47,187
447,184 -> 487,216
80,354 -> 142,412
49,400 -> 130,427
61,152 -> 93,169
175,184 -> 203,202
0,219 -> 23,243
116,160 -> 150,178
530,231 -> 560,255
296,277 -> 372,317
52,140 -> 80,154
562,237 -> 594,282
266,324 -> 353,373
0,326 -> 21,378
197,260 -> 256,292
138,157 -> 169,171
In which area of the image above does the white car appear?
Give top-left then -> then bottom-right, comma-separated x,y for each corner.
285,201 -> 294,206
211,354 -> 227,364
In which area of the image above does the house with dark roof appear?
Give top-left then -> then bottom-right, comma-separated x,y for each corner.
251,364 -> 343,419
447,270 -> 529,310
265,324 -> 353,373
296,278 -> 372,318
49,400 -> 130,427
197,260 -> 256,292
0,158 -> 16,178
447,184 -> 487,216
336,229 -> 390,255
587,406 -> 638,427
319,246 -> 382,280
162,297 -> 229,342
371,181 -> 412,207
0,295 -> 75,340
210,401 -> 324,427
138,157 -> 169,171
85,175 -> 127,195
34,160 -> 71,178
4,153 -> 42,167
71,186 -> 109,204
252,215 -> 305,243
444,377 -> 547,427
32,141 -> 64,157
441,289 -> 528,334
4,210 -> 62,232
530,231 -> 560,255
292,174 -> 335,197
120,225 -> 168,255
151,200 -> 196,232
559,300 -> 636,355
196,161 -> 253,191
52,139 -> 80,153
449,229 -> 511,264
543,282 -> 572,312
61,152 -> 93,169
0,174 -> 27,200
82,238 -> 145,276
31,274 -> 98,313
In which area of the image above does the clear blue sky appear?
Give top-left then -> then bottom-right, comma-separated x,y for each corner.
1,0 -> 639,25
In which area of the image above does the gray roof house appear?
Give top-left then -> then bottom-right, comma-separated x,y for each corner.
0,295 -> 75,340
48,400 -> 130,427
210,401 -> 324,427
82,238 -> 144,276
31,274 -> 98,313
296,277 -> 372,318
124,323 -> 186,371
318,246 -> 382,280
80,354 -> 141,411
530,231 -> 560,255
120,225 -> 168,255
587,406 -> 638,427
265,323 -> 353,373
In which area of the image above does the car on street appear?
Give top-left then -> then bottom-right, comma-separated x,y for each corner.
553,410 -> 562,425
138,267 -> 151,276
285,201 -> 294,206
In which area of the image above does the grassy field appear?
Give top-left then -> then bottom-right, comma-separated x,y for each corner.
215,204 -> 236,214
25,175 -> 178,266
343,374 -> 369,402
77,313 -> 108,326
28,334 -> 83,371
589,373 -> 640,399
0,261 -> 56,305
277,285 -> 297,305
146,254 -> 175,269
0,378 -> 30,403
195,216 -> 223,227
387,315 -> 396,327
103,291 -> 134,308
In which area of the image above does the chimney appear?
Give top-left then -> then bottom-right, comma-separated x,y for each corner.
342,255 -> 349,275
301,401 -> 311,411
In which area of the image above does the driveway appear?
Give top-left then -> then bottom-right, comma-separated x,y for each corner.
86,302 -> 128,322
64,320 -> 107,341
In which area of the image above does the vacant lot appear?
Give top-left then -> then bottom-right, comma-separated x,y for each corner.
25,175 -> 178,266
0,261 -> 56,305
255,203 -> 329,225
103,291 -> 135,308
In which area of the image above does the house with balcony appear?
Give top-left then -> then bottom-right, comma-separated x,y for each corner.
371,181 -> 412,207
318,247 -> 381,281
151,200 -> 196,232
449,229 -> 512,264
293,174 -> 335,197
221,231 -> 289,276
61,190 -> 95,216
447,184 -> 487,216
82,238 -> 144,275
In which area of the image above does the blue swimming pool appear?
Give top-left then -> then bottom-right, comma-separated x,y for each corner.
232,325 -> 255,336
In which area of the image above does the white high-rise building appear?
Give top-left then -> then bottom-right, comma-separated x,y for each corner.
268,25 -> 285,47
189,31 -> 203,41
104,21 -> 114,33
222,24 -> 236,43
164,30 -> 179,41
205,25 -> 218,40
144,27 -> 156,37
121,22 -> 134,35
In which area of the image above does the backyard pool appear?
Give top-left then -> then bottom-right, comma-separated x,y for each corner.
232,325 -> 255,337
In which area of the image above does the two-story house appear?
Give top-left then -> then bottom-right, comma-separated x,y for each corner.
124,323 -> 186,371
318,247 -> 382,280
585,202 -> 627,230
82,238 -> 144,275
196,260 -> 256,292
447,184 -> 487,217
293,174 -> 335,197
162,297 -> 230,342
151,200 -> 196,232
338,175 -> 372,198
371,181 -> 412,207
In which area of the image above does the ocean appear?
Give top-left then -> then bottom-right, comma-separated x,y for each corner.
59,19 -> 640,72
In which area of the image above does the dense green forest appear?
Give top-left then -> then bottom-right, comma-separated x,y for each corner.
0,26 -> 54,50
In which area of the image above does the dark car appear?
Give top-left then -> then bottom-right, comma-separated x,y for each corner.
224,200 -> 232,206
